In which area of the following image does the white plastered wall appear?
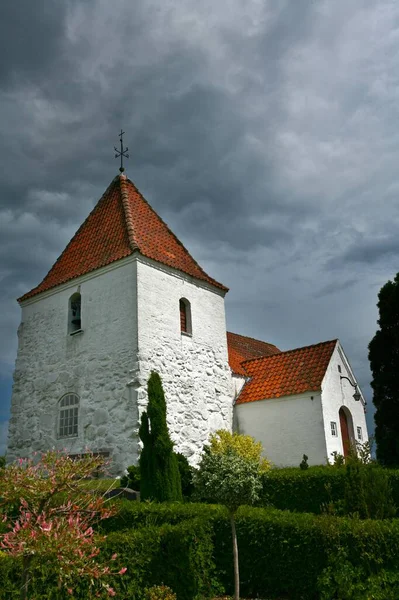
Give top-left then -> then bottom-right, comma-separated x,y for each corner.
135,256 -> 233,465
321,342 -> 368,462
7,258 -> 139,475
235,391 -> 328,466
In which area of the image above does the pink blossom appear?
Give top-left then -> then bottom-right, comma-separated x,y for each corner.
119,567 -> 127,574
111,553 -> 117,560
107,587 -> 116,597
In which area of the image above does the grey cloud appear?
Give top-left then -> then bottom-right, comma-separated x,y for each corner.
3,0 -> 399,439
340,236 -> 399,265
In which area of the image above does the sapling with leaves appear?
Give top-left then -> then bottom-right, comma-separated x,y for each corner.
194,430 -> 271,600
0,450 -> 126,599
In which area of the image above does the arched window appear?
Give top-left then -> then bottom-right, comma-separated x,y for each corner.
68,292 -> 81,334
179,298 -> 192,335
58,393 -> 79,438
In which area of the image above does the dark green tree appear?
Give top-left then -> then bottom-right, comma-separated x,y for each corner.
368,273 -> 399,466
139,372 -> 182,501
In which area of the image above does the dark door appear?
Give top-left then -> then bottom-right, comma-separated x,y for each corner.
339,408 -> 350,457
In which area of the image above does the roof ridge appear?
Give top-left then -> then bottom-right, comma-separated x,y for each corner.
227,331 -> 279,346
241,339 -> 337,366
124,176 -> 228,291
118,174 -> 139,252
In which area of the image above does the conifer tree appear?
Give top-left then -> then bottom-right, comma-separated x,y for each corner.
139,372 -> 182,501
368,273 -> 399,466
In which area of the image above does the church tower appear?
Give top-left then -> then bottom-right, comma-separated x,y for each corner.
7,173 -> 233,473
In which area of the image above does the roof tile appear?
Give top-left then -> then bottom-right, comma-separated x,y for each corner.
236,339 -> 337,404
227,331 -> 281,375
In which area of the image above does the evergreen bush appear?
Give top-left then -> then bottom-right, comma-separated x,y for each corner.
139,372 -> 182,502
260,465 -> 399,515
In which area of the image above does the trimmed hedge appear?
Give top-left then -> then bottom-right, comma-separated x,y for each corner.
98,500 -> 225,533
102,518 -> 219,600
260,466 -> 399,514
0,517 -> 219,600
3,502 -> 399,599
212,506 -> 399,599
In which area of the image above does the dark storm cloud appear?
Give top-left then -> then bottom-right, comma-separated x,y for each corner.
2,0 -> 399,454
340,236 -> 399,265
0,1 -> 68,86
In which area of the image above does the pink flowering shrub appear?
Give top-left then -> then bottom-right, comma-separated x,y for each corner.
0,451 -> 126,599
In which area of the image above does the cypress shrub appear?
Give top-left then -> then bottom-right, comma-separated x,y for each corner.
139,372 -> 182,502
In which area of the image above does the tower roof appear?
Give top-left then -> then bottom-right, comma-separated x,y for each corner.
19,174 -> 228,301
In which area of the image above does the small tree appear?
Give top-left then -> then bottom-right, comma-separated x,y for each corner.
139,372 -> 182,501
194,430 -> 271,600
369,272 -> 399,466
0,451 -> 126,599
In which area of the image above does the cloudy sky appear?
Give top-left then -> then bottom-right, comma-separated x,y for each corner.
1,0 -> 398,455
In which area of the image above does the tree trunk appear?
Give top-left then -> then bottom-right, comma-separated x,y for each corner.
21,555 -> 32,600
230,510 -> 239,600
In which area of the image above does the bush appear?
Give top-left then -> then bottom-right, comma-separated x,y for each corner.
145,585 -> 177,600
102,518 -> 220,600
3,502 -> 399,600
261,465 -> 399,515
120,464 -> 141,491
211,506 -> 399,599
176,453 -> 195,500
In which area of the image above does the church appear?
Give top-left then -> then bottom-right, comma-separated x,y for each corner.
6,169 -> 368,474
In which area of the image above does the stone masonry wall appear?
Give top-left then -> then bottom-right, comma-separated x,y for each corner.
135,258 -> 233,465
7,260 -> 139,475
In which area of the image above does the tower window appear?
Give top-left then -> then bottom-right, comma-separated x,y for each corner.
331,421 -> 337,437
58,393 -> 79,438
69,292 -> 82,334
179,298 -> 192,335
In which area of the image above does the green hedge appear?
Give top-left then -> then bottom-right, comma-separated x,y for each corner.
0,517 -> 219,600
3,503 -> 399,599
102,518 -> 219,600
212,506 -> 399,599
98,500 -> 225,533
260,466 -> 399,514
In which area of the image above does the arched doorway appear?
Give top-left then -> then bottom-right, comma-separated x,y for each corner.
339,407 -> 354,457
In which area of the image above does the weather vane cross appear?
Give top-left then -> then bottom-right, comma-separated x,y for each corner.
114,129 -> 129,173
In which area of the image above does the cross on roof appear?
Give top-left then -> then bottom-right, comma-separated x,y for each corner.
114,129 -> 129,173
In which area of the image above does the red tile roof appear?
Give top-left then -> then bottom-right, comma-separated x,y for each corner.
19,174 -> 227,301
236,339 -> 337,404
227,331 -> 281,375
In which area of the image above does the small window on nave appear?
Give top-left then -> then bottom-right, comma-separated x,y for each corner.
179,298 -> 192,335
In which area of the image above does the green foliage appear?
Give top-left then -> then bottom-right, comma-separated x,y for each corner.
208,430 -> 271,472
318,546 -> 399,600
195,431 -> 270,513
145,584 -> 177,600
260,465 -> 399,516
139,372 -> 182,502
4,501 -> 399,600
102,518 -> 220,600
0,456 -> 5,469
176,453 -> 195,499
120,464 -> 141,491
300,454 -> 309,470
369,272 -> 399,467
